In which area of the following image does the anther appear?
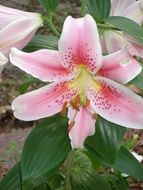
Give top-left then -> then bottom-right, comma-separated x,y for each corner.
60,102 -> 67,114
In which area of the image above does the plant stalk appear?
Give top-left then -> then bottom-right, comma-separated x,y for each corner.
42,15 -> 60,36
81,0 -> 87,16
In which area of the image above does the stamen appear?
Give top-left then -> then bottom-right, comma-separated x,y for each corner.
85,106 -> 97,119
92,113 -> 97,119
60,101 -> 68,114
68,121 -> 75,132
74,94 -> 80,108
85,98 -> 90,108
70,94 -> 80,111
68,107 -> 79,132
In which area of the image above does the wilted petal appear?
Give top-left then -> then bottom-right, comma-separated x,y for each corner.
10,48 -> 73,82
0,17 -> 43,56
59,14 -> 102,73
88,77 -> 143,129
98,48 -> 142,84
12,81 -> 77,121
68,106 -> 95,149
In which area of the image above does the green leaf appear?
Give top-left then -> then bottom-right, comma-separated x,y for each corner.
112,146 -> 143,180
105,16 -> 143,45
85,117 -> 126,165
48,173 -> 65,190
21,115 -> 71,190
33,183 -> 50,190
87,0 -> 111,19
130,68 -> 143,89
70,150 -> 110,190
24,35 -> 58,52
19,74 -> 46,94
38,0 -> 59,13
104,174 -> 129,190
0,162 -> 21,190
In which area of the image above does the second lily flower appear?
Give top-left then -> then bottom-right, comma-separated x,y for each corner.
0,5 -> 43,73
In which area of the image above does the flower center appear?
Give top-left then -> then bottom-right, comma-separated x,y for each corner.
69,64 -> 100,108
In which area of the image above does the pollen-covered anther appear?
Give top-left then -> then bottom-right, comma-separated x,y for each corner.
60,101 -> 68,114
92,113 -> 97,119
85,98 -> 90,108
70,94 -> 81,111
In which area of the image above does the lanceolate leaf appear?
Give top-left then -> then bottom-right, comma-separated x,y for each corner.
112,146 -> 143,180
21,115 -> 71,190
85,116 -> 126,165
24,35 -> 58,52
87,0 -> 111,19
105,16 -> 143,45
0,162 -> 21,190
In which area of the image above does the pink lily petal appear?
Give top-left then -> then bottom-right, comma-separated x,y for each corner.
122,35 -> 143,58
68,106 -> 95,149
10,48 -> 73,82
98,48 -> 142,84
0,5 -> 40,29
58,14 -> 102,73
88,77 -> 143,129
111,0 -> 135,15
12,81 -> 77,121
0,17 -> 43,56
122,0 -> 143,25
102,30 -> 124,53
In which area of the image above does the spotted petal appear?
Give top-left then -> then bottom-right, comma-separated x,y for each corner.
98,48 -> 142,84
12,81 -> 77,121
88,77 -> 143,129
59,14 -> 102,73
68,106 -> 95,149
10,48 -> 73,82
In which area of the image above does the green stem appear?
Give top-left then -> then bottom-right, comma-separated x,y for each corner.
65,152 -> 73,190
42,15 -> 60,36
81,0 -> 86,16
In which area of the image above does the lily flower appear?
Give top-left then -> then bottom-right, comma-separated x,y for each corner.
10,14 -> 143,149
0,5 -> 43,74
101,0 -> 143,57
